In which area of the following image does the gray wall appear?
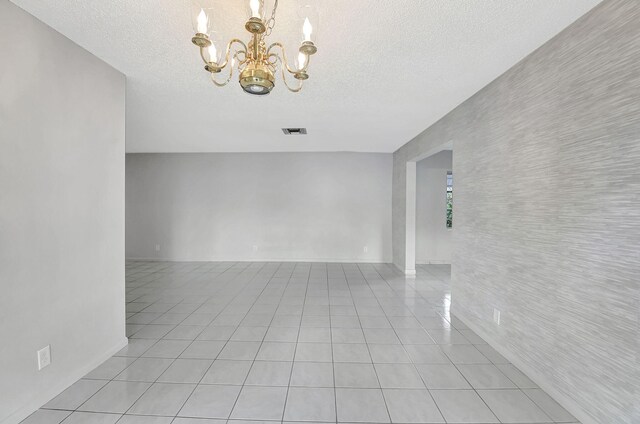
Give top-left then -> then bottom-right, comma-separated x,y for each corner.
0,2 -> 126,423
126,153 -> 392,262
416,150 -> 453,264
392,1 -> 639,423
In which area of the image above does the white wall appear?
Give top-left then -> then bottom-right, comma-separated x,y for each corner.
0,3 -> 126,423
126,153 -> 392,262
416,150 -> 452,264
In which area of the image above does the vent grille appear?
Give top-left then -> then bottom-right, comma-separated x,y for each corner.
282,128 -> 307,135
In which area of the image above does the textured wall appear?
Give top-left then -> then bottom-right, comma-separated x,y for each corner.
126,153 -> 392,262
392,1 -> 639,423
0,2 -> 126,423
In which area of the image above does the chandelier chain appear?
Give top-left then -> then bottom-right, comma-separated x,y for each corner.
265,0 -> 279,37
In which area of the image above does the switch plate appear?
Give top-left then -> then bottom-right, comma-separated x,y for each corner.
155,244 -> 161,252
37,345 -> 51,370
252,245 -> 258,252
493,309 -> 501,325
363,246 -> 368,253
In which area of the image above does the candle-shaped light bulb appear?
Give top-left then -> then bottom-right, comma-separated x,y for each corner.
208,44 -> 218,63
303,17 -> 313,41
298,52 -> 307,70
250,0 -> 261,18
197,9 -> 208,34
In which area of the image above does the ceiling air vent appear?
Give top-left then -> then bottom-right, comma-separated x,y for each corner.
282,128 -> 307,135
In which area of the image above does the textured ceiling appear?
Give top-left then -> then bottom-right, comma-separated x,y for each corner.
12,0 -> 601,153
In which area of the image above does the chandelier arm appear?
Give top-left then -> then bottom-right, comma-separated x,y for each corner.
220,39 -> 248,68
210,51 -> 241,87
281,69 -> 303,93
210,63 -> 234,87
300,54 -> 311,73
276,55 -> 303,93
268,50 -> 310,74
266,42 -> 298,74
234,50 -> 249,70
199,47 -> 210,65
199,38 -> 248,69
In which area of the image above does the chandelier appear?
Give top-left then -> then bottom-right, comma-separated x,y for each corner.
190,0 -> 319,96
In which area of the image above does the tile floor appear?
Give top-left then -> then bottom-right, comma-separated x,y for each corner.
23,262 -> 579,424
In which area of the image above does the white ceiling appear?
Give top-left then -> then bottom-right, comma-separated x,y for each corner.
12,0 -> 601,153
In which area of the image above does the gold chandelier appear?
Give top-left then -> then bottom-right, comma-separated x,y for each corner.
190,0 -> 318,96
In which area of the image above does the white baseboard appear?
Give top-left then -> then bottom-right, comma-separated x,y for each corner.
126,257 -> 392,264
2,337 -> 129,424
451,310 -> 596,424
416,259 -> 451,265
392,262 -> 416,276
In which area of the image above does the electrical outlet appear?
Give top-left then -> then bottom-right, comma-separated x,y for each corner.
363,246 -> 368,253
37,345 -> 51,370
493,309 -> 501,326
252,245 -> 258,252
155,244 -> 161,252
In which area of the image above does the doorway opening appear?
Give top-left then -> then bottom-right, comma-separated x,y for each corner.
402,141 -> 453,275
416,150 -> 453,265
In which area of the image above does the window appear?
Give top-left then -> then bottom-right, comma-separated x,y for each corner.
446,171 -> 453,228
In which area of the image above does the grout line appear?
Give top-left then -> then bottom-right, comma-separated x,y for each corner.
358,262 -> 450,423
328,264 -> 339,424
120,262 -> 265,422
279,262 -> 311,422
344,263 -> 393,423
75,262 -> 264,422
220,262 -> 285,421
48,261 -> 562,424
170,261 -> 273,423
369,262 -> 549,424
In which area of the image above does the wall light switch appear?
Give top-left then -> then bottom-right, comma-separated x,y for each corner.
363,246 -> 368,253
37,345 -> 51,370
252,245 -> 258,252
155,244 -> 161,252
493,309 -> 501,326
